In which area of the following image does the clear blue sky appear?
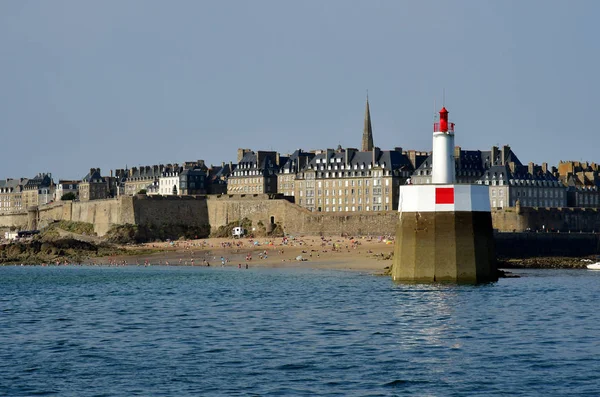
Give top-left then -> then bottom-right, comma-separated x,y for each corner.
1,0 -> 598,179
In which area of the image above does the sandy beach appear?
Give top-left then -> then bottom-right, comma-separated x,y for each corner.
97,235 -> 396,273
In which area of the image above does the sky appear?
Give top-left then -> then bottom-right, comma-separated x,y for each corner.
1,0 -> 598,180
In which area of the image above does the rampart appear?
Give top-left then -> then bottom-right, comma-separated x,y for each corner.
1,196 -> 599,240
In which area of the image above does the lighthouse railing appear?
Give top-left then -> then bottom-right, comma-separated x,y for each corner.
433,122 -> 455,133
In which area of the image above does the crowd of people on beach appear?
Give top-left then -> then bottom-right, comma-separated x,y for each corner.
10,234 -> 394,267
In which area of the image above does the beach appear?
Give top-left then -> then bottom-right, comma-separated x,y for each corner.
98,235 -> 396,273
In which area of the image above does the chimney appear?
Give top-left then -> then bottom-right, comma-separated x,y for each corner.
542,162 -> 548,173
501,145 -> 510,165
110,169 -> 113,178
491,146 -> 499,165
372,147 -> 381,166
528,162 -> 534,175
229,162 -> 233,174
508,161 -> 516,174
394,147 -> 403,153
407,150 -> 416,169
237,148 -> 250,163
454,146 -> 461,158
275,152 -> 280,166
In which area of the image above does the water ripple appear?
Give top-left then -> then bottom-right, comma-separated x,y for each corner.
0,266 -> 599,396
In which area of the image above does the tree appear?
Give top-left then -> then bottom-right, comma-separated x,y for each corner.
61,192 -> 77,201
137,189 -> 147,195
172,185 -> 178,195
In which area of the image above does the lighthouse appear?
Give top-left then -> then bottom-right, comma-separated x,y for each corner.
432,107 -> 455,184
391,107 -> 497,283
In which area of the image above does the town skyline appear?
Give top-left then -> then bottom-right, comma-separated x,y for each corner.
2,1 -> 599,179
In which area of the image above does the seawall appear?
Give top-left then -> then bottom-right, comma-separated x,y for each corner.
494,232 -> 600,258
1,196 -> 599,249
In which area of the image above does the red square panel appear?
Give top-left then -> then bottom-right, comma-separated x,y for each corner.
435,187 -> 454,204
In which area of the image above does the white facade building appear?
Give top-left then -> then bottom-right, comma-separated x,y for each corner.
159,171 -> 181,196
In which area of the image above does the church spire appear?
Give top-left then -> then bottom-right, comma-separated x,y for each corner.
362,95 -> 374,152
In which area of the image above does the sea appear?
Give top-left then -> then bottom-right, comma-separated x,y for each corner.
1,265 -> 599,396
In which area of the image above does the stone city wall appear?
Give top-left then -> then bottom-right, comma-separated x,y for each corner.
1,195 -> 600,238
491,207 -> 600,232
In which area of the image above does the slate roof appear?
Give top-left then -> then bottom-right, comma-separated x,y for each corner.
24,173 -> 53,189
237,151 -> 280,175
279,150 -> 315,173
82,170 -> 105,183
302,148 -> 413,172
0,179 -> 25,191
208,163 -> 236,183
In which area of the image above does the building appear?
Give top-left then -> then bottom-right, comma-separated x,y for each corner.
55,180 -> 80,201
123,165 -> 163,196
207,162 -> 236,194
179,167 -> 207,195
22,173 -> 55,207
157,163 -> 208,196
293,146 -> 417,212
556,161 -> 600,208
227,149 -> 281,194
79,168 -> 108,201
481,161 -> 565,208
0,178 -> 26,212
277,149 -> 315,197
412,145 -> 566,208
158,164 -> 182,195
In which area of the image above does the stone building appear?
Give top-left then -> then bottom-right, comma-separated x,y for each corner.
482,162 -> 565,208
22,173 -> 55,207
0,178 -> 26,212
557,161 -> 600,207
179,167 -> 207,195
412,145 -> 566,208
277,149 -> 315,197
293,147 -> 416,212
227,149 -> 281,194
123,165 -> 163,196
207,163 -> 236,194
55,180 -> 80,201
79,168 -> 108,201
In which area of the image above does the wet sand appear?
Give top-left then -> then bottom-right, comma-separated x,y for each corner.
97,235 -> 396,273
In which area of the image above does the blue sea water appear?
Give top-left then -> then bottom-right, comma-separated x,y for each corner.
1,266 -> 599,396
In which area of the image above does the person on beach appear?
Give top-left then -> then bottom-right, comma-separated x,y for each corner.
238,263 -> 241,268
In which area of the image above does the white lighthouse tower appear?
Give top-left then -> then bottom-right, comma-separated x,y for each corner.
391,106 -> 497,283
432,107 -> 455,184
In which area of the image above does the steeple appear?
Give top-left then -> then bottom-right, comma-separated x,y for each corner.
362,96 -> 374,152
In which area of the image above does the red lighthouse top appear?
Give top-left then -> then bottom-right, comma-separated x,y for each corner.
433,106 -> 454,133
439,107 -> 448,132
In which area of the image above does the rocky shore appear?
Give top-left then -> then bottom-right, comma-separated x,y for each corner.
496,257 -> 596,270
